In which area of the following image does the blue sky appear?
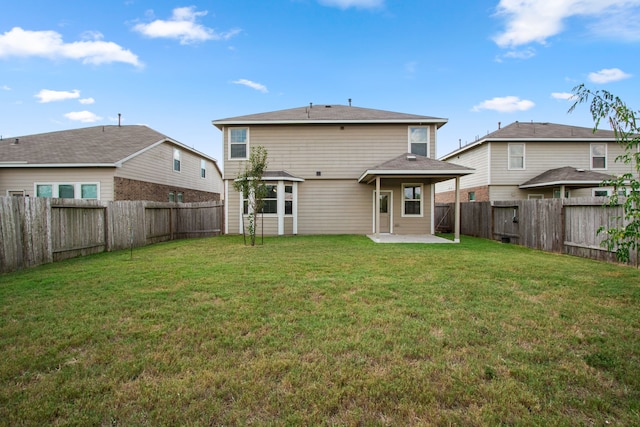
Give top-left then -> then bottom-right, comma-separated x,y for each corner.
1,0 -> 639,166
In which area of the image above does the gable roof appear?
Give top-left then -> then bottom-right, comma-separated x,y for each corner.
358,153 -> 474,184
213,105 -> 447,128
0,125 -> 218,168
440,121 -> 617,160
519,166 -> 614,189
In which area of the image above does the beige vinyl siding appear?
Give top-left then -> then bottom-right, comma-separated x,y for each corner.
223,124 -> 437,181
117,142 -> 220,193
1,168 -> 115,200
490,141 -> 631,185
436,144 -> 489,194
226,178 -> 433,235
296,180 -> 372,234
385,179 -> 432,234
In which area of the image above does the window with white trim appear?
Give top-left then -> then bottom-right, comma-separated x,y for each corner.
528,194 -> 544,200
173,148 -> 181,172
468,191 -> 476,202
508,143 -> 525,170
408,127 -> 429,157
200,159 -> 206,178
553,188 -> 570,198
591,143 -> 607,170
229,128 -> 248,159
35,183 -> 99,199
402,184 -> 422,216
284,185 -> 293,215
243,182 -> 295,215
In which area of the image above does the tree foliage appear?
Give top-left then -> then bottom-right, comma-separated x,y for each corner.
233,146 -> 268,246
569,84 -> 640,266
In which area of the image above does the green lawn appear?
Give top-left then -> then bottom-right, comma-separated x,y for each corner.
1,235 -> 639,426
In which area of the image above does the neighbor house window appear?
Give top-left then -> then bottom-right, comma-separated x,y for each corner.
200,159 -> 206,178
402,184 -> 422,216
593,189 -> 610,197
508,143 -> 525,169
177,192 -> 183,203
81,184 -> 98,199
58,184 -> 75,199
35,183 -> 99,199
468,191 -> 476,202
528,194 -> 544,200
169,192 -> 175,202
553,188 -> 570,198
408,127 -> 429,157
591,143 -> 607,169
36,184 -> 53,198
173,148 -> 181,172
229,128 -> 248,159
8,190 -> 25,197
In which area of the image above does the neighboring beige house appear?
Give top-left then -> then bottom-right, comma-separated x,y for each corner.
213,104 -> 473,240
436,121 -> 631,202
0,125 -> 222,202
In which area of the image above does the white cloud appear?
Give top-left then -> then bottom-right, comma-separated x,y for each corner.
0,27 -> 142,67
133,6 -> 241,44
35,89 -> 80,103
317,0 -> 384,9
79,97 -> 95,105
1,85 -> 10,91
232,79 -> 268,93
588,68 -> 632,83
472,96 -> 535,113
64,110 -> 103,123
493,0 -> 640,48
551,92 -> 574,100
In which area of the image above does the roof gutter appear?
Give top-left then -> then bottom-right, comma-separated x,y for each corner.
213,118 -> 448,130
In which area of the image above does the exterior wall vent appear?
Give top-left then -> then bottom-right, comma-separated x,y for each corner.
407,155 -> 416,161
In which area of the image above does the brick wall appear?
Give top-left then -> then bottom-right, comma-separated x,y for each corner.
435,185 -> 490,203
114,177 -> 220,202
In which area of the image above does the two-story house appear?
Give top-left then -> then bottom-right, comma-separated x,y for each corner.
436,121 -> 629,202
213,104 -> 473,241
0,125 -> 223,202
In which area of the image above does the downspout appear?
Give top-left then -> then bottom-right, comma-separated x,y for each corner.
454,176 -> 461,243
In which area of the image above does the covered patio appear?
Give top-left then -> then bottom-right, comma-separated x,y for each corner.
358,153 -> 474,243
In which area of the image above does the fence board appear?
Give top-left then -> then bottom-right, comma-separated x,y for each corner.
435,197 -> 637,266
0,197 -> 223,273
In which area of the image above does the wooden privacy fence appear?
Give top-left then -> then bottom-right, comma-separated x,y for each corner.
0,197 -> 223,273
436,197 -> 637,266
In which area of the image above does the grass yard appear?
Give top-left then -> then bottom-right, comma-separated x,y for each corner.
1,235 -> 639,426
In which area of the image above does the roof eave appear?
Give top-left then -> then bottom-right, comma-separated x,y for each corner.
0,163 -> 116,168
358,169 -> 474,184
519,180 -> 609,189
213,118 -> 448,130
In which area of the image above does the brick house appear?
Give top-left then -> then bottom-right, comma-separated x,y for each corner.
0,125 -> 222,202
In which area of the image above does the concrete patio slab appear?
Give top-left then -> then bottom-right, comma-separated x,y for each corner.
367,234 -> 455,244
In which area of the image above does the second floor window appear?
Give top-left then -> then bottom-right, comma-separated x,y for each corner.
591,143 -> 607,169
409,127 -> 428,157
173,148 -> 181,172
508,143 -> 525,170
230,128 -> 248,159
200,159 -> 206,178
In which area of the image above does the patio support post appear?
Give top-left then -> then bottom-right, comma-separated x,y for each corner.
375,176 -> 381,237
560,184 -> 566,198
454,176 -> 461,243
